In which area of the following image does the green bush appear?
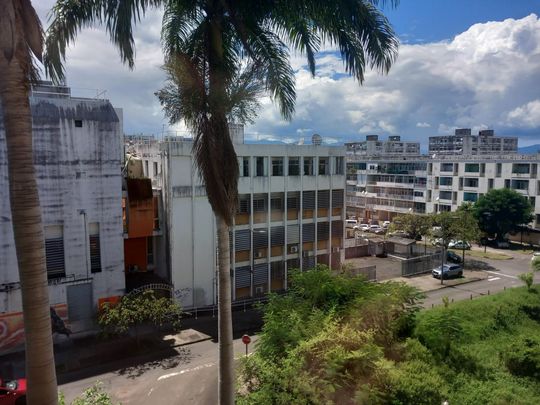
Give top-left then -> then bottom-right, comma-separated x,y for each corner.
519,272 -> 535,292
503,335 -> 540,379
59,383 -> 117,405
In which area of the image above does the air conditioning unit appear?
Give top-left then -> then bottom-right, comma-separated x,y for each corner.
255,251 -> 264,259
290,246 -> 298,253
332,247 -> 340,253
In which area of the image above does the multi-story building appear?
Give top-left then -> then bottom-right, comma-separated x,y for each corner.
346,135 -> 420,156
347,153 -> 540,232
429,128 -> 518,155
131,128 -> 346,309
0,82 -> 125,352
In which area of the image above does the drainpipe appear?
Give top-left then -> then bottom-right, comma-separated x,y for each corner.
79,209 -> 89,279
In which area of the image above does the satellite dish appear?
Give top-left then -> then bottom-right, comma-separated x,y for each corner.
312,133 -> 322,146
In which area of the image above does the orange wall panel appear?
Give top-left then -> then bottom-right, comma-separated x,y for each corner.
124,237 -> 148,272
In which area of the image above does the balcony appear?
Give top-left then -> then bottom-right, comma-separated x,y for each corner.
511,172 -> 531,178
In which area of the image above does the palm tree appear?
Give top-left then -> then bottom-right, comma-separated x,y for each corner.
45,1 -> 398,403
0,1 -> 58,404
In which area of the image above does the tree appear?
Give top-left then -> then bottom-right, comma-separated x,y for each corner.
455,204 -> 480,266
473,188 -> 533,241
0,2 -> 58,403
388,213 -> 431,241
45,2 -> 398,403
98,290 -> 182,347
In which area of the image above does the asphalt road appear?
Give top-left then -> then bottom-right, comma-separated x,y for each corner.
60,336 -> 258,405
60,247 -> 537,404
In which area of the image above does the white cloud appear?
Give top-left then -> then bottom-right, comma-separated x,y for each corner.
506,100 -> 540,127
35,3 -> 540,145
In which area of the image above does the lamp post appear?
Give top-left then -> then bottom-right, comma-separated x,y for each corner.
482,212 -> 492,253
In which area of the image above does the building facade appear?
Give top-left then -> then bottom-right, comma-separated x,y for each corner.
131,129 -> 347,309
347,153 -> 540,231
346,135 -> 420,157
0,83 -> 125,352
429,128 -> 518,155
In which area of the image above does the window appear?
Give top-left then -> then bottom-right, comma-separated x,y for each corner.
238,196 -> 250,213
318,157 -> 329,175
288,157 -> 300,176
440,163 -> 453,172
463,192 -> 478,202
241,157 -> 250,177
464,178 -> 479,188
74,120 -> 83,127
253,197 -> 266,212
414,191 -> 424,197
271,197 -> 283,210
89,223 -> 101,273
153,162 -> 158,177
511,179 -> 529,190
512,164 -> 530,174
44,225 -> 65,279
488,179 -> 494,190
334,157 -> 344,175
303,157 -> 314,175
255,157 -> 266,177
504,179 -> 510,188
272,157 -> 284,176
465,163 -> 479,172
496,163 -> 502,177
439,177 -> 453,186
439,191 -> 452,200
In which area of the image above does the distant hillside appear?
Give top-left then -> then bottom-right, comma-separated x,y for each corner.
518,144 -> 540,154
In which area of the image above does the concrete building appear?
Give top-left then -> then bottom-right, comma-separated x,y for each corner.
429,128 -> 518,155
347,153 -> 540,233
346,135 -> 420,157
131,128 -> 347,309
0,82 -> 125,352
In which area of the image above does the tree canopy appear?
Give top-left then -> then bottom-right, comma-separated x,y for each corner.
473,188 -> 533,240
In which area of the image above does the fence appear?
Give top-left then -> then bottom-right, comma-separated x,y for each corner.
401,252 -> 441,277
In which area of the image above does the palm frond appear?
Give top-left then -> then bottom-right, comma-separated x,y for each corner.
44,0 -> 162,83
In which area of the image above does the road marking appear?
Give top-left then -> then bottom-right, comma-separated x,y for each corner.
488,277 -> 501,282
485,270 -> 518,280
157,362 -> 215,381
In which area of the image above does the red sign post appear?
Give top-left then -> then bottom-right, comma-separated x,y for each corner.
242,334 -> 251,356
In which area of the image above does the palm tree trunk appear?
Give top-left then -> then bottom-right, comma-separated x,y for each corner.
217,216 -> 234,405
0,59 -> 58,402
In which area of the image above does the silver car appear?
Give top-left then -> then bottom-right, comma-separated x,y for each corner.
432,264 -> 463,279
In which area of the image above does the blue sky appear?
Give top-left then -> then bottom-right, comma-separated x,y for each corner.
36,1 -> 540,148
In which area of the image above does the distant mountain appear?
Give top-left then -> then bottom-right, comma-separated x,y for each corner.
518,144 -> 540,154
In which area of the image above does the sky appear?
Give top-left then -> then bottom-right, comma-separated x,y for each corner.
35,0 -> 540,147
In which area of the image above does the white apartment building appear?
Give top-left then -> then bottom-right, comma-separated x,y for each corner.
131,128 -> 346,309
0,82 -> 125,351
347,154 -> 540,231
346,135 -> 420,156
429,128 -> 518,155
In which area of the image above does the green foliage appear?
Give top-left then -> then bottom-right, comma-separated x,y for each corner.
503,335 -> 540,379
98,290 -> 182,337
59,383 -> 117,405
519,272 -> 535,292
388,213 -> 431,240
473,188 -> 534,240
531,256 -> 540,272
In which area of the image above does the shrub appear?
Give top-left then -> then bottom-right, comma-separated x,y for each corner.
519,272 -> 535,292
59,383 -> 117,405
503,336 -> 540,379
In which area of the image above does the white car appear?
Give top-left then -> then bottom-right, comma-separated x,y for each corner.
358,223 -> 370,231
532,252 -> 540,262
382,221 -> 391,228
345,219 -> 358,229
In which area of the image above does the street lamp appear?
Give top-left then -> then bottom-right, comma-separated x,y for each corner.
482,212 -> 492,253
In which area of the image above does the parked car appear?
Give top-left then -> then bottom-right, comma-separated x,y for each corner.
532,252 -> 540,262
374,227 -> 386,235
358,223 -> 370,231
494,239 -> 510,249
345,219 -> 358,229
0,377 -> 26,405
432,264 -> 463,279
382,221 -> 391,228
390,230 -> 410,239
431,237 -> 444,247
447,250 -> 463,263
448,240 -> 471,250
369,224 -> 381,232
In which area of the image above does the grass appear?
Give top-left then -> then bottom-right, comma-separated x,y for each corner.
415,286 -> 540,404
458,248 -> 513,260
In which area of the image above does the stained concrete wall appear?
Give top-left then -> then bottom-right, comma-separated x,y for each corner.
0,90 -> 125,331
